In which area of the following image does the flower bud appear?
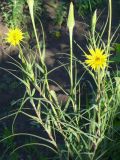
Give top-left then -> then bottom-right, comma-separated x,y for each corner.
92,10 -> 97,31
67,2 -> 75,30
27,0 -> 34,16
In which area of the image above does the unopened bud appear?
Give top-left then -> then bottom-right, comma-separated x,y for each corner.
67,2 -> 75,30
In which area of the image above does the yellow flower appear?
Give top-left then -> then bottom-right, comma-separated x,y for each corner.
85,48 -> 108,70
6,28 -> 23,46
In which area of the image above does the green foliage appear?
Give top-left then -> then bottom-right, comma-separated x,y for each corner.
0,0 -> 26,27
54,2 -> 67,26
33,0 -> 43,18
24,139 -> 48,160
0,0 -> 43,27
0,1 -> 13,26
2,127 -> 13,146
11,0 -> 25,27
0,0 -> 105,28
0,127 -> 19,160
110,43 -> 120,63
75,0 -> 105,16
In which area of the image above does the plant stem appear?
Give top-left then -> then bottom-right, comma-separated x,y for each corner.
107,0 -> 112,54
69,29 -> 73,92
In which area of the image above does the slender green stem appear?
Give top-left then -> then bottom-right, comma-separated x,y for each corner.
27,0 -> 41,57
69,29 -> 73,92
31,14 -> 41,57
107,0 -> 112,54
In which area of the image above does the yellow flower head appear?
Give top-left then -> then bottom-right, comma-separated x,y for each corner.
6,28 -> 23,46
85,48 -> 108,71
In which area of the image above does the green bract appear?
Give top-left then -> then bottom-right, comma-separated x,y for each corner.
92,10 -> 97,32
67,2 -> 75,30
27,0 -> 34,17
